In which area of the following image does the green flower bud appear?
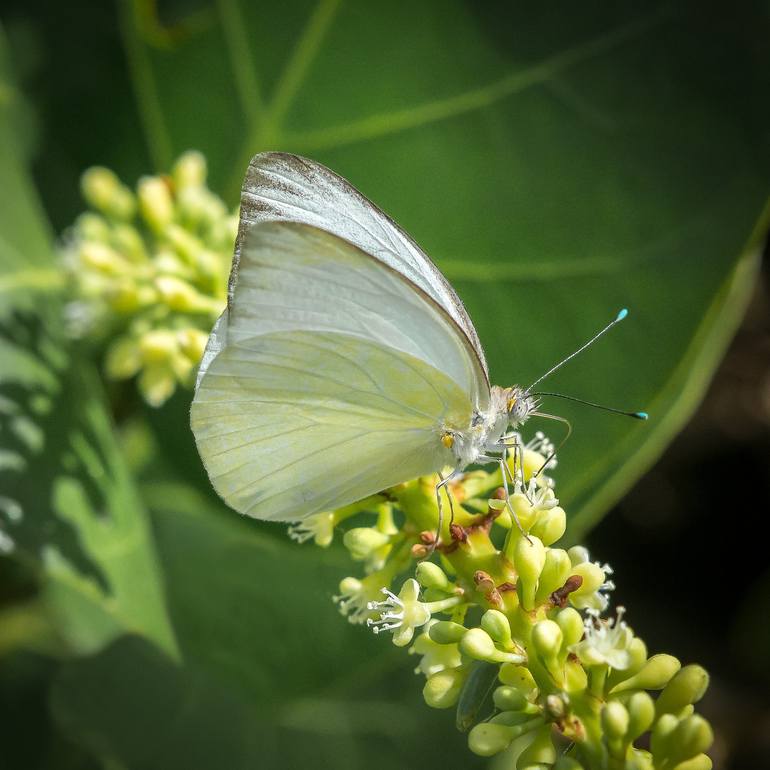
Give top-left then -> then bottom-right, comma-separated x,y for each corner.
626,691 -> 655,740
602,700 -> 629,739
493,685 -> 528,712
153,276 -> 207,313
515,535 -> 546,610
178,328 -> 209,363
650,713 -> 679,759
76,212 -> 111,241
468,723 -> 516,757
172,150 -> 207,189
481,609 -> 513,647
626,749 -> 655,770
567,545 -> 590,565
111,223 -> 147,262
532,619 -> 563,663
105,336 -> 142,380
468,717 -> 544,758
555,607 -> 584,648
342,527 -> 390,561
517,724 -> 556,769
423,667 -> 465,709
81,167 -> 135,220
569,562 -> 605,597
655,664 -> 709,717
460,628 -> 525,664
415,561 -> 450,591
80,242 -> 129,275
429,620 -> 466,645
610,654 -> 681,694
177,187 -> 228,228
670,755 -> 713,770
139,329 -> 178,363
460,628 -> 496,661
534,548 -> 572,604
665,715 -> 714,765
164,224 -> 202,263
529,505 -> 566,545
138,364 -> 176,407
138,176 -> 174,232
498,663 -> 538,697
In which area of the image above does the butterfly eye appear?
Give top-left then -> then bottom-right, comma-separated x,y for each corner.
441,432 -> 455,449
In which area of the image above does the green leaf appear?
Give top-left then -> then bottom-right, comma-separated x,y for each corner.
50,479 -> 485,769
50,633 -> 486,770
47,0 -> 765,535
0,31 -> 177,658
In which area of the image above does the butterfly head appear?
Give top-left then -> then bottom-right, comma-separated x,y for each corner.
504,386 -> 538,427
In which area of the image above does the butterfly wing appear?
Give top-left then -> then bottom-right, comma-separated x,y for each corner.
192,221 -> 481,521
233,151 -> 490,392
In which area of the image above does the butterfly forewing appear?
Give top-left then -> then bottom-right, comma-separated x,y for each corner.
236,152 -> 489,393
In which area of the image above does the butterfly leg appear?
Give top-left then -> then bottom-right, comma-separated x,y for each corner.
498,448 -> 528,535
478,449 -> 528,536
432,469 -> 460,551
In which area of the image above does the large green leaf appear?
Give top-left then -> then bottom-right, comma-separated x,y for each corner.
0,28 -> 177,658
49,482 -> 486,770
23,0 -> 768,536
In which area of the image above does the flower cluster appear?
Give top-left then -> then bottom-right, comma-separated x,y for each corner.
61,152 -> 236,405
291,435 -> 714,770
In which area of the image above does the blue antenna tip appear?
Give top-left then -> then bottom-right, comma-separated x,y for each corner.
634,411 -> 648,420
616,308 -> 629,322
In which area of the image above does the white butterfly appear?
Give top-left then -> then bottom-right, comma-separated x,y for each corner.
191,153 -> 641,525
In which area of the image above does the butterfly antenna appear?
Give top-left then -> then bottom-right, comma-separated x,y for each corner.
530,392 -> 648,421
528,308 -> 629,391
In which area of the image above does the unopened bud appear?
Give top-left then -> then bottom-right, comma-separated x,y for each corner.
626,691 -> 655,740
569,562 -> 605,597
529,505 -> 566,545
415,561 -> 450,590
481,610 -> 513,648
555,607 -> 584,648
535,548 -> 571,604
460,628 -> 496,661
81,167 -> 135,220
105,337 -> 142,380
138,364 -> 176,407
138,176 -> 174,232
139,329 -> 178,363
423,667 -> 465,709
655,664 -> 709,717
172,150 -> 207,189
665,715 -> 714,765
514,535 -> 545,610
342,527 -> 390,561
532,619 -> 563,665
499,663 -> 537,697
611,654 -> 681,694
493,685 -> 529,712
602,700 -> 629,739
517,724 -> 556,768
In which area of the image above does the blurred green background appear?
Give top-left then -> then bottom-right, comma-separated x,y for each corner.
1,1 -> 769,768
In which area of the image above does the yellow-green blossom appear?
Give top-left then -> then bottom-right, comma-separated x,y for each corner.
292,431 -> 713,769
62,151 -> 236,405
